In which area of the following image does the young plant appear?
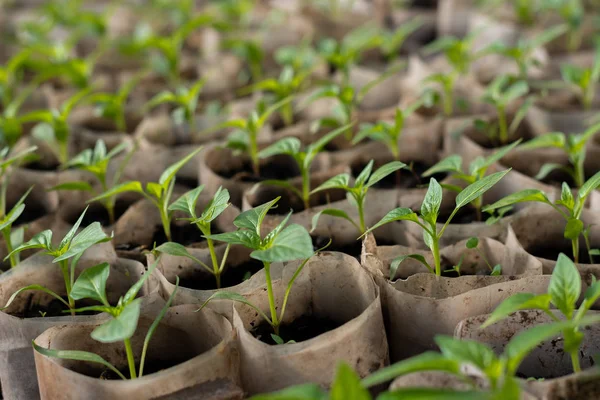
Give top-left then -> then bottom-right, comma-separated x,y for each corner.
422,31 -> 485,116
223,37 -> 265,84
155,185 -> 231,288
378,17 -> 424,62
0,84 -> 43,147
48,140 -> 135,225
361,170 -> 510,276
199,197 -> 315,336
516,121 -> 600,188
23,88 -> 91,165
481,252 -> 600,373
88,74 -> 143,133
484,25 -> 568,80
213,97 -> 293,176
256,123 -> 351,210
560,47 -> 600,110
483,171 -> 600,263
466,237 -> 502,276
89,147 -> 202,242
243,66 -> 312,126
310,160 -> 407,235
33,258 -> 179,380
422,139 -> 521,220
1,207 -> 112,314
144,79 -> 206,132
545,0 -> 585,51
0,49 -> 33,109
274,41 -> 319,73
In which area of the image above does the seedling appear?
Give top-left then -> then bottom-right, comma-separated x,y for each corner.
90,147 -> 202,242
274,42 -> 319,73
48,140 -> 135,225
310,160 -> 407,235
484,25 -> 568,80
198,198 -> 316,336
422,32 -> 485,116
516,122 -> 600,188
243,66 -> 312,126
483,171 -> 600,263
466,237 -> 502,276
223,37 -> 264,84
155,185 -> 232,288
0,189 -> 32,269
0,84 -> 43,147
560,47 -> 600,110
1,207 -> 112,314
482,253 -> 600,372
212,0 -> 255,28
0,49 -> 33,109
444,254 -> 465,277
88,74 -> 143,133
422,139 -> 521,220
361,170 -> 510,276
545,0 -> 585,51
23,88 -> 91,165
144,79 -> 206,133
378,18 -> 424,62
32,258 -> 180,380
256,123 -> 351,210
211,97 -> 293,176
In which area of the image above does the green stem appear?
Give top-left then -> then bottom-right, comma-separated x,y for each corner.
572,237 -> 580,264
159,206 -> 172,242
263,262 -> 279,335
358,201 -> 366,234
498,106 -> 508,144
575,159 -> 585,188
281,101 -> 293,127
432,238 -> 442,276
124,338 -> 137,379
443,77 -> 455,117
116,109 -> 126,133
206,235 -> 221,289
60,260 -> 75,316
250,132 -> 260,177
571,349 -> 581,373
59,140 -> 69,166
301,167 -> 310,210
2,229 -> 16,268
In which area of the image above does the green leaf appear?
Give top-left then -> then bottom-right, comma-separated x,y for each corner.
258,137 -> 301,159
482,189 -> 550,213
422,155 -> 463,177
32,341 -> 126,380
0,284 -> 70,311
481,293 -> 553,328
122,257 -> 160,306
310,208 -> 359,232
491,264 -> 502,276
58,206 -> 89,252
466,237 -> 479,249
518,133 -> 565,151
435,335 -> 496,371
70,262 -> 110,305
197,186 -> 230,224
535,163 -> 567,181
455,169 -> 510,210
91,298 -> 141,343
197,291 -> 272,324
366,161 -> 406,188
144,91 -> 177,111
249,384 -> 327,400
558,182 -> 575,210
47,181 -> 94,192
168,185 -> 204,217
390,254 -> 432,279
5,230 -> 53,261
257,180 -> 302,200
361,352 -> 461,388
549,253 -> 581,318
234,197 -> 280,234
205,230 -> 261,249
363,208 -> 420,236
89,181 -> 144,203
578,170 -> 600,201
53,222 -> 111,262
330,363 -> 371,400
158,146 -> 203,186
421,178 -> 443,225
564,218 -> 584,240
478,139 -> 522,173
379,389 -> 492,400
145,182 -> 162,199
310,174 -> 350,194
251,224 -> 313,263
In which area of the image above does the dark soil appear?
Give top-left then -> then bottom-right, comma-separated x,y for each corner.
250,187 -> 346,215
216,155 -> 300,183
251,314 -> 343,345
65,200 -> 131,227
312,236 -> 396,259
22,161 -> 60,172
351,160 -> 447,190
100,359 -> 182,380
438,205 -> 482,224
151,222 -> 207,247
11,296 -> 98,319
527,243 -> 593,264
176,259 -> 264,290
14,202 -> 48,225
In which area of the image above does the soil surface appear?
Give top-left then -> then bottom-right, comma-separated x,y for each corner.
176,259 -> 264,290
216,155 -> 300,183
527,243 -> 593,264
251,314 -> 343,345
351,161 -> 447,190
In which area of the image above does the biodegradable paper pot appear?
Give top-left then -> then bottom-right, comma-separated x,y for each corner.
33,304 -> 242,400
456,310 -> 600,399
0,244 -> 147,400
233,251 -> 388,394
360,233 -> 549,361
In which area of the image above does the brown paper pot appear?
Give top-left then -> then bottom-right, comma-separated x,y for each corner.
33,303 -> 242,400
508,204 -> 600,275
0,243 -> 147,400
436,0 -> 474,37
456,310 -> 600,398
233,251 -> 388,394
361,233 -> 549,361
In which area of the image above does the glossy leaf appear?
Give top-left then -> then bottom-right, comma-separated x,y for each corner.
481,293 -> 553,328
435,335 -> 496,371
234,197 -> 280,234
168,185 -> 204,217
366,161 -> 406,188
390,254 -> 432,279
455,169 -> 510,209
482,189 -> 550,212
564,218 -> 583,240
330,363 -> 371,400
158,147 -> 203,186
53,222 -> 111,262
363,208 -> 420,236
70,262 -> 110,305
205,230 -> 261,249
258,137 -> 302,159
421,178 -> 442,225
89,181 -> 144,203
549,253 -> 581,318
578,170 -> 600,201
252,224 -> 313,263
311,208 -> 358,232
311,174 -> 350,194
92,299 -> 141,343
6,230 -> 53,260
518,133 -> 565,151
422,155 -> 462,177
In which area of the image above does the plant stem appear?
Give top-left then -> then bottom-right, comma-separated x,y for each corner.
263,262 -> 279,335
571,349 -> 581,373
358,201 -> 366,234
116,110 -> 126,133
159,206 -> 172,242
206,235 -> 221,289
250,132 -> 260,177
301,167 -> 310,210
497,106 -> 508,144
2,229 -> 16,268
281,101 -> 294,127
124,338 -> 137,379
432,238 -> 442,276
572,237 -> 580,264
60,260 -> 75,316
575,158 -> 585,188
443,75 -> 455,117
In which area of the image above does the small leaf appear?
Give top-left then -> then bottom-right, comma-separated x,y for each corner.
251,224 -> 313,263
53,222 -> 111,262
0,284 -> 70,311
310,174 -> 350,194
196,291 -> 272,324
70,262 -> 110,305
481,293 -> 553,328
455,169 -> 510,210
234,197 -> 280,234
258,137 -> 301,159
91,299 -> 141,343
330,363 -> 371,400
435,335 -> 496,371
168,185 -> 204,217
491,264 -> 502,276
466,237 -> 479,249
366,161 -> 406,188
482,189 -> 550,213
205,230 -> 261,249
6,230 -> 53,261
535,163 -> 567,181
158,147 -> 203,187
390,254 -> 432,279
549,253 -> 581,318
311,208 -> 358,232
558,182 -> 575,210
564,218 -> 584,240
122,257 -> 160,305
518,133 -> 565,151
579,170 -> 600,201
421,178 -> 442,225
363,208 -> 420,236
422,155 -> 463,177
355,160 -> 374,188
89,181 -> 144,203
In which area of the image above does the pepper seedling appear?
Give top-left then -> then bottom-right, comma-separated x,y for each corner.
545,0 -> 585,51
560,46 -> 600,110
0,84 -> 43,147
422,31 -> 485,116
90,147 -> 202,242
0,49 -> 33,109
361,170 -> 510,276
223,36 -> 265,84
22,88 -> 91,165
483,171 -> 600,263
155,185 -> 231,289
256,123 -> 351,210
274,41 -> 319,73
311,160 -> 407,235
481,253 -> 600,373
32,258 -> 179,380
478,76 -> 530,145
378,17 -> 424,62
422,139 -> 521,220
198,197 -> 316,337
515,121 -> 600,188
466,237 -> 502,276
48,139 -> 135,225
1,207 -> 112,314
144,78 -> 206,133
